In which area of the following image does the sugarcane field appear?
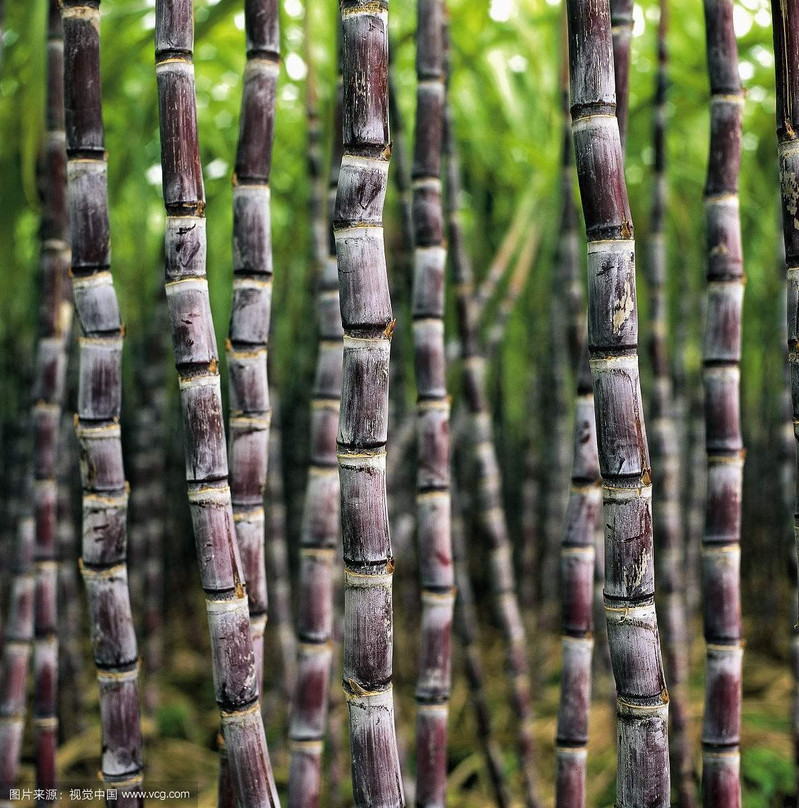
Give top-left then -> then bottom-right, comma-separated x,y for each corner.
4,0 -> 799,805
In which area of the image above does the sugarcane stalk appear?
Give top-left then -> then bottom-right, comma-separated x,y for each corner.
317,44 -> 348,803
777,235 -> 799,795
325,0 -> 405,803
0,508 -> 35,805
388,58 -> 415,338
386,66 -> 420,801
554,348 -> 600,808
305,5 -> 328,276
541,36 -> 582,626
566,0 -> 671,804
553,23 -> 599,802
519,432 -> 540,611
609,0 -> 633,151
61,1 -> 144,798
56,412 -> 86,737
32,4 -> 71,801
781,258 -> 799,795
332,2 -> 404,805
410,2 -> 454,805
699,1 -> 745,803
444,35 -> 541,808
539,220 -> 571,624
226,0 -> 280,696
450,476 -> 511,808
129,301 -> 168,715
646,5 -> 696,805
265,405 -> 297,705
287,40 -> 345,808
153,2 -> 279,805
772,0 -> 799,800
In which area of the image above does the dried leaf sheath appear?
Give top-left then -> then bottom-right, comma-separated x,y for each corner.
566,0 -> 670,805
444,38 -> 541,808
31,3 -> 71,802
700,1 -> 745,803
227,0 -> 280,693
646,5 -> 695,805
61,1 -> 144,799
287,45 -> 345,808
333,2 -> 404,805
411,2 -> 454,805
772,1 -> 799,797
153,2 -> 279,806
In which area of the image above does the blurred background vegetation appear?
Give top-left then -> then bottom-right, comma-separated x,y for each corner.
0,0 -> 796,805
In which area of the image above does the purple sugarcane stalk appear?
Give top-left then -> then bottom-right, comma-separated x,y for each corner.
566,0 -> 671,803
226,0 -> 280,691
0,509 -> 35,804
31,3 -> 71,802
700,1 -> 745,803
61,1 -> 145,799
609,0 -> 633,151
411,2 -> 455,805
333,2 -> 404,805
553,16 -> 599,804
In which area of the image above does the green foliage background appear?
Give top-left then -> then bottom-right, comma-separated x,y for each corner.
0,0 -> 785,435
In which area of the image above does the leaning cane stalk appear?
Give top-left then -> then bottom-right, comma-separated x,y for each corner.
332,2 -> 404,805
646,4 -> 695,805
32,3 -> 71,801
474,194 -> 533,324
411,2 -> 454,805
484,226 -> 540,362
700,1 -> 745,803
61,1 -> 144,797
444,33 -> 541,808
287,37 -> 345,808
153,2 -> 279,805
566,0 -> 670,804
